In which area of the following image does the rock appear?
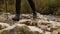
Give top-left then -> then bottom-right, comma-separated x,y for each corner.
20,14 -> 32,19
38,20 -> 51,24
58,32 -> 60,34
16,24 -> 43,34
37,20 -> 52,28
43,31 -> 51,34
0,23 -> 10,30
38,25 -> 51,32
51,30 -> 58,34
0,13 -> 60,34
0,24 -> 27,34
18,19 -> 32,25
57,29 -> 60,34
28,26 -> 43,34
49,21 -> 60,28
0,23 -> 44,34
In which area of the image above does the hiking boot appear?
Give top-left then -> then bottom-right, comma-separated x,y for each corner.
12,14 -> 20,21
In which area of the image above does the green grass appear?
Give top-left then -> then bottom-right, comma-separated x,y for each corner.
0,0 -> 60,15
16,32 -> 21,34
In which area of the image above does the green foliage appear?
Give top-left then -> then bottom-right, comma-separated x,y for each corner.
16,32 -> 21,34
37,0 -> 60,15
21,0 -> 31,14
0,0 -> 60,15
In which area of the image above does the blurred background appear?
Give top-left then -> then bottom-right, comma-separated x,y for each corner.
0,0 -> 60,15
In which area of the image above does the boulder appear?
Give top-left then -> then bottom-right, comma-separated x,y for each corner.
0,23 -> 43,34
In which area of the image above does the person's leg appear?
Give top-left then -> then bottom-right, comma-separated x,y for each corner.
27,0 -> 37,19
12,0 -> 21,21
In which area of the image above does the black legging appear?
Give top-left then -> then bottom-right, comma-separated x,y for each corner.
16,0 -> 37,18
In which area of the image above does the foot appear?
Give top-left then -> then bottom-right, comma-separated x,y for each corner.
12,14 -> 20,21
33,13 -> 37,19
